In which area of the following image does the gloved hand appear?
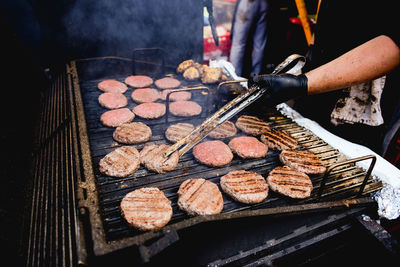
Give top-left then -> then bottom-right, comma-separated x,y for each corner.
248,73 -> 308,105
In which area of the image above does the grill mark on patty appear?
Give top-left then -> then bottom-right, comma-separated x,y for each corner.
261,129 -> 297,150
186,179 -> 208,204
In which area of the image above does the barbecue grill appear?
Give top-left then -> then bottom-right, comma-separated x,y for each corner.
23,52 -> 399,267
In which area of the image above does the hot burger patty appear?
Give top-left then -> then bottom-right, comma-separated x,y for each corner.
228,136 -> 268,159
113,122 -> 152,144
220,170 -> 269,204
165,123 -> 195,143
169,101 -> 202,117
260,129 -> 298,150
98,92 -> 128,109
100,108 -> 135,127
97,79 -> 128,93
161,90 -> 192,101
155,77 -> 181,89
140,144 -> 179,173
131,88 -> 160,103
279,149 -> 326,174
193,140 -> 233,167
124,75 -> 154,88
177,178 -> 223,215
235,115 -> 270,136
133,102 -> 166,119
267,166 -> 313,199
208,121 -> 237,139
99,146 -> 140,177
120,187 -> 172,231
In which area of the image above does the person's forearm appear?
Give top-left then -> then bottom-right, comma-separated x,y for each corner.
305,35 -> 400,95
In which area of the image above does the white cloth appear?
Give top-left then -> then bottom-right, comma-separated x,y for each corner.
330,76 -> 386,126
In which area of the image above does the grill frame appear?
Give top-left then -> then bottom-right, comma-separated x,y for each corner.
68,57 -> 382,259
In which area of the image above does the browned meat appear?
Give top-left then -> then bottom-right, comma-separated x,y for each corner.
165,123 -> 195,143
220,170 -> 269,204
98,92 -> 128,109
260,129 -> 298,151
279,149 -> 326,174
99,146 -> 140,177
176,59 -> 195,74
125,75 -> 154,88
201,67 -> 222,84
183,66 -> 200,81
133,102 -> 166,119
100,108 -> 135,127
112,122 -> 152,144
155,77 -> 181,89
97,79 -> 128,93
177,178 -> 223,215
169,101 -> 202,117
228,136 -> 268,159
235,115 -> 270,136
267,166 -> 313,199
192,140 -> 233,167
140,144 -> 179,173
120,187 -> 172,231
208,121 -> 237,139
131,88 -> 160,103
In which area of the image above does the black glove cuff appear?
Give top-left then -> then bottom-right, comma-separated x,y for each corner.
297,74 -> 309,96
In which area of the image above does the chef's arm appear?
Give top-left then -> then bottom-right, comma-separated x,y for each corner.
306,35 -> 400,94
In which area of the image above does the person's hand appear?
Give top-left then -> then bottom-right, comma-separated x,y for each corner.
248,73 -> 308,105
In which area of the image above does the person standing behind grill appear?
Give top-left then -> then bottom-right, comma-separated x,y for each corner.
229,0 -> 269,77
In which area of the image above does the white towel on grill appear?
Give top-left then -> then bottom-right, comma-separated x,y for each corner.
330,76 -> 386,126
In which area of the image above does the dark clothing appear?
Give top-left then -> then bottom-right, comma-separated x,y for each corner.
294,0 -> 400,154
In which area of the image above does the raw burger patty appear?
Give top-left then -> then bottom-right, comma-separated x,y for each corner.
260,129 -> 298,151
280,149 -> 326,174
220,170 -> 269,204
113,122 -> 152,144
165,123 -> 195,143
99,146 -> 140,177
100,108 -> 135,127
155,77 -> 181,89
228,136 -> 268,158
133,102 -> 166,119
177,178 -> 223,215
125,75 -> 153,88
131,88 -> 160,103
120,187 -> 172,231
97,79 -> 128,93
161,90 -> 192,101
98,92 -> 128,109
192,140 -> 233,167
169,101 -> 202,117
235,115 -> 270,136
208,121 -> 237,139
267,166 -> 313,199
140,144 -> 179,173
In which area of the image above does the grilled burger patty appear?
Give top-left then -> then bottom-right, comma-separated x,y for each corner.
228,136 -> 268,159
100,108 -> 135,127
235,115 -> 270,136
161,90 -> 192,101
177,178 -> 223,215
165,122 -> 195,143
140,144 -> 179,173
133,102 -> 166,119
98,92 -> 128,109
193,140 -> 233,167
155,77 -> 181,89
120,187 -> 172,231
131,88 -> 160,103
99,146 -> 140,177
208,121 -> 237,139
279,149 -> 326,174
97,79 -> 128,93
125,75 -> 154,88
169,101 -> 202,117
267,166 -> 313,199
113,122 -> 152,144
220,170 -> 269,204
260,129 -> 298,151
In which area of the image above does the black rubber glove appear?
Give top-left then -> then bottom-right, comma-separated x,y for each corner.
248,73 -> 308,105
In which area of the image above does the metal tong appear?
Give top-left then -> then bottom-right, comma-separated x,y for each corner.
164,54 -> 306,158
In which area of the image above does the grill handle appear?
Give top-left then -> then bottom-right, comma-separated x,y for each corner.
317,155 -> 377,199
